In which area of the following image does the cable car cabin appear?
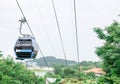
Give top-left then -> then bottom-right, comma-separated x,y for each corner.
14,35 -> 38,60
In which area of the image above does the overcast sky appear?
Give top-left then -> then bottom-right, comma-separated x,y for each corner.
0,0 -> 120,61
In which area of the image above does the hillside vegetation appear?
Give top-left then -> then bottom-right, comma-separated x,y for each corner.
26,56 -> 77,66
25,56 -> 101,68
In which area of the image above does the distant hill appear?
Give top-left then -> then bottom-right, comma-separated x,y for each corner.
26,56 -> 77,67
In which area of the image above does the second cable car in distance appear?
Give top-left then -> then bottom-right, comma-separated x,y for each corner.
14,18 -> 39,60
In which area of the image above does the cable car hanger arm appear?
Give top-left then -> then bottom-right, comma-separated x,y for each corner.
16,0 -> 35,39
19,17 -> 26,36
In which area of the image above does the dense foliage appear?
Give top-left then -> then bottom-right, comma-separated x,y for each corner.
29,57 -> 102,83
45,64 -> 99,84
94,21 -> 120,83
0,52 -> 102,84
0,56 -> 42,84
80,61 -> 102,70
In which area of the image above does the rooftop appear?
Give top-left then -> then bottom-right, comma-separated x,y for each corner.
84,68 -> 105,74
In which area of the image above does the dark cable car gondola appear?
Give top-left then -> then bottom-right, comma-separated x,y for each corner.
14,18 -> 39,60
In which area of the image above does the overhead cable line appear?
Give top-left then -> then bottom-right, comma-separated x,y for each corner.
51,0 -> 68,66
34,0 -> 56,56
16,0 -> 51,72
16,0 -> 35,38
73,0 -> 80,76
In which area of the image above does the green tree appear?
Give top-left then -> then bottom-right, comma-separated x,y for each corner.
63,67 -> 75,77
94,21 -> 120,83
80,61 -> 94,67
94,61 -> 102,68
86,72 -> 95,79
0,57 -> 42,84
53,65 -> 64,75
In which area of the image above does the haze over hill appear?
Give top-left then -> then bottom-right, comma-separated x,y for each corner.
26,56 -> 77,66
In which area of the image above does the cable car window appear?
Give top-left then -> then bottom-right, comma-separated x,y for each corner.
20,41 -> 32,46
19,39 -> 32,41
16,40 -> 32,46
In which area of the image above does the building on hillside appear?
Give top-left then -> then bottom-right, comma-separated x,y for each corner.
25,61 -> 41,70
46,78 -> 56,84
84,68 -> 105,77
24,62 -> 54,72
40,67 -> 54,71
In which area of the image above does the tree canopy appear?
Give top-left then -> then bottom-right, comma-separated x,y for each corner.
94,21 -> 120,83
0,57 -> 42,84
